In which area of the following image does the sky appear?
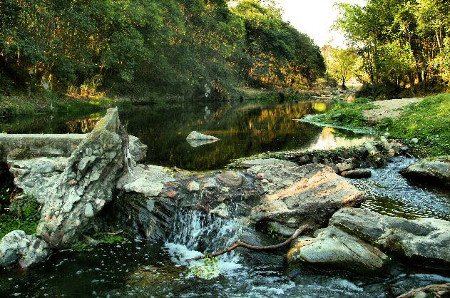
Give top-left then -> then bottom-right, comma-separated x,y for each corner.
276,0 -> 366,48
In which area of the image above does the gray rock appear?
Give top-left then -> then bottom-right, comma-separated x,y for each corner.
128,135 -> 147,163
186,139 -> 219,148
330,208 -> 450,270
341,169 -> 372,179
336,162 -> 353,173
187,181 -> 201,192
401,156 -> 450,186
36,108 -> 126,247
216,171 -> 243,187
7,157 -> 68,203
250,161 -> 364,232
287,226 -> 389,273
186,131 -> 219,141
117,164 -> 175,197
0,230 -> 50,268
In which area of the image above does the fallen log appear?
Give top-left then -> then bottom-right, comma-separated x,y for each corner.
189,224 -> 309,261
397,283 -> 450,298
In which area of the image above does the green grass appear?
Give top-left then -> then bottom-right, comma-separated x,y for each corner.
311,98 -> 375,129
0,194 -> 40,239
378,93 -> 450,157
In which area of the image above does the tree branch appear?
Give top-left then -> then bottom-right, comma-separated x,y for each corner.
188,224 -> 309,261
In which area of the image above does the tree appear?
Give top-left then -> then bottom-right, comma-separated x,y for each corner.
323,46 -> 358,89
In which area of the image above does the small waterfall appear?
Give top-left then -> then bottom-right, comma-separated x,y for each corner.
164,209 -> 243,273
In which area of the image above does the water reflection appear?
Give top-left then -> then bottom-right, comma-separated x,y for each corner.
0,100 -> 370,170
310,127 -> 374,150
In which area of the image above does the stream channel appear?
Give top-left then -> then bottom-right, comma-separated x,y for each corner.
0,100 -> 449,297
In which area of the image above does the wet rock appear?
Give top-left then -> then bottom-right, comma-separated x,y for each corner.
340,169 -> 372,179
250,161 -> 364,233
0,230 -> 50,268
36,108 -> 126,247
210,203 -> 229,218
216,171 -> 243,187
287,226 -> 389,273
330,208 -> 450,270
397,283 -> 450,298
117,164 -> 175,197
401,156 -> 450,186
186,131 -> 219,141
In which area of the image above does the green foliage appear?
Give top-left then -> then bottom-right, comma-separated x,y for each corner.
336,0 -> 450,97
188,257 -> 220,280
323,46 -> 358,88
379,94 -> 450,157
0,195 -> 40,239
313,101 -> 375,128
0,0 -> 326,100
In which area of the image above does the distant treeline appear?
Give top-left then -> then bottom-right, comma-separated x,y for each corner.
0,0 -> 325,99
337,0 -> 450,97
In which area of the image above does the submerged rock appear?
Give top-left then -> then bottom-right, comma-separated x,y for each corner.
330,208 -> 450,270
401,156 -> 450,186
37,108 -> 126,247
0,230 -> 50,268
287,226 -> 389,273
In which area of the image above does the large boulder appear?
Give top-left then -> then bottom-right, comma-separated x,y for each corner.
330,208 -> 450,270
249,160 -> 364,233
401,156 -> 450,187
0,230 -> 50,268
287,226 -> 389,273
36,108 -> 126,247
186,131 -> 219,141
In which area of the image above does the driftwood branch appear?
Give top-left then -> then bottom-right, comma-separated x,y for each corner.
189,224 -> 309,261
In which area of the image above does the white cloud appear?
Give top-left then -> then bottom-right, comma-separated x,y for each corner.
276,0 -> 366,47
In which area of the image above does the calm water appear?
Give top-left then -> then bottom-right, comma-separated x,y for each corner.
0,100 -> 370,170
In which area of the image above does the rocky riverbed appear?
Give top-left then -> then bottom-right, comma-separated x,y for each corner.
0,108 -> 449,297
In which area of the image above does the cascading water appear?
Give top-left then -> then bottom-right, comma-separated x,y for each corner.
164,210 -> 243,273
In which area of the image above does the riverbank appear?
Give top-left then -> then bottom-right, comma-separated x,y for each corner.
304,93 -> 450,157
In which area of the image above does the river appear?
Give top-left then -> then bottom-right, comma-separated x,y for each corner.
0,100 -> 449,297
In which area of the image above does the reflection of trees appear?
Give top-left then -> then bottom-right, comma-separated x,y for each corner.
120,101 -> 330,170
65,116 -> 101,133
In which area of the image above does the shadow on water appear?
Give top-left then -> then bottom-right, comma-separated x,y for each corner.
0,100 -> 370,170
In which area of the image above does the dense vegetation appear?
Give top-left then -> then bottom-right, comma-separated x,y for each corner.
336,0 -> 450,98
0,0 -> 325,101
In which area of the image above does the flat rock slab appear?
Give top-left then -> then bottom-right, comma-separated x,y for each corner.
249,160 -> 364,230
330,208 -> 450,270
117,164 -> 176,197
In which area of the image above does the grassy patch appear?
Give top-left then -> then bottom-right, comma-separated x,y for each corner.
0,195 -> 40,239
311,99 -> 375,129
378,94 -> 450,157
